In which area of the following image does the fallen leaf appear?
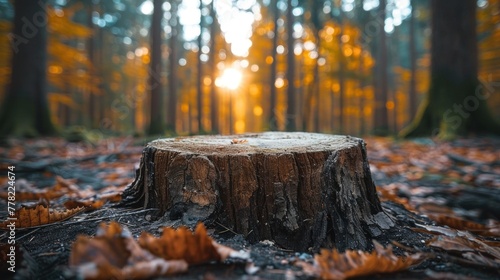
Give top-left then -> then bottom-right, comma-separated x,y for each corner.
0,177 -> 74,201
427,233 -> 500,261
411,224 -> 458,237
64,185 -> 124,211
138,223 -> 246,265
0,204 -> 84,229
70,221 -> 188,280
64,199 -> 106,211
426,214 -> 487,231
312,240 -> 425,279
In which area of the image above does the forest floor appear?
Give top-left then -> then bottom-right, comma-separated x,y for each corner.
0,135 -> 499,279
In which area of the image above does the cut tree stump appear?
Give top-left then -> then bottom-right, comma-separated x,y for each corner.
121,132 -> 393,251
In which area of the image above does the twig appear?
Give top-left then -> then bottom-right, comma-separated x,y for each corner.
216,222 -> 237,235
61,208 -> 158,226
16,228 -> 41,242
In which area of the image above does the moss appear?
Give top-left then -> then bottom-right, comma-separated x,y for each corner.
0,92 -> 56,138
400,75 -> 500,139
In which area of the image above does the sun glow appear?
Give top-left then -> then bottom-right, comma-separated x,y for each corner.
215,68 -> 242,90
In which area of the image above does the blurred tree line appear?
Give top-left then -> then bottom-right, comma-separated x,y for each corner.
0,0 -> 498,139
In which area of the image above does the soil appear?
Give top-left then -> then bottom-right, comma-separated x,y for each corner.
0,136 -> 499,280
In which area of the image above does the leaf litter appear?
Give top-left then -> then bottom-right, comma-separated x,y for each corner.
0,136 -> 499,279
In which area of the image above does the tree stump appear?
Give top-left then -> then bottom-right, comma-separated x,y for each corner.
122,132 -> 393,251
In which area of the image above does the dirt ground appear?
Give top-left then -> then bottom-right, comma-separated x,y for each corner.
1,136 -> 499,279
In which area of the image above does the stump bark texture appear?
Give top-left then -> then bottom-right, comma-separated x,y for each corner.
122,132 -> 393,251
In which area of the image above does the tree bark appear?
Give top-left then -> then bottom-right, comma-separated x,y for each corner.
121,132 -> 393,251
373,0 -> 389,135
167,1 -> 179,132
209,0 -> 219,134
0,0 -> 56,137
269,0 -> 279,131
400,0 -> 500,139
147,0 -> 165,135
196,0 -> 204,133
408,0 -> 417,122
285,0 -> 296,131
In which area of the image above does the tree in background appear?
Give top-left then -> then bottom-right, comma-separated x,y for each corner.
0,0 -> 56,137
209,0 -> 219,133
373,0 -> 388,135
408,0 -> 417,121
147,0 -> 165,135
401,0 -> 500,138
285,0 -> 296,131
196,0 -> 204,133
166,0 -> 179,133
268,0 -> 279,131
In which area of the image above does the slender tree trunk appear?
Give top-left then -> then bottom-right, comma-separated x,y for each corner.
373,0 -> 388,135
147,0 -> 164,135
197,0 -> 204,133
167,1 -> 179,132
359,53 -> 366,135
337,23 -> 345,134
285,0 -> 296,131
400,0 -> 500,138
209,0 -> 218,133
408,0 -> 417,122
313,35 -> 321,132
269,0 -> 279,131
391,28 -> 399,133
0,0 -> 55,137
87,4 -> 97,129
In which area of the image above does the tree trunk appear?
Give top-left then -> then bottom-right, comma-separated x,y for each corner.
196,0 -> 204,133
121,132 -> 393,251
285,0 -> 296,131
209,1 -> 218,134
269,0 -> 279,131
337,16 -> 345,134
408,0 -> 417,122
373,0 -> 388,135
0,0 -> 56,137
400,0 -> 500,139
167,1 -> 179,133
147,0 -> 164,135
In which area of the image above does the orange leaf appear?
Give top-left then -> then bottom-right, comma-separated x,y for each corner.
313,241 -> 425,279
0,177 -> 78,201
426,214 -> 488,232
70,222 -> 188,280
0,204 -> 84,229
64,199 -> 106,211
138,223 -> 245,265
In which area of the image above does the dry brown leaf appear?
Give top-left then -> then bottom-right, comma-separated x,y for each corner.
377,187 -> 415,211
426,214 -> 487,231
313,241 -> 425,279
427,233 -> 500,260
411,224 -> 459,237
70,221 -> 188,280
138,223 -> 243,265
64,199 -> 106,211
0,177 -> 76,201
0,204 -> 84,229
64,185 -> 124,211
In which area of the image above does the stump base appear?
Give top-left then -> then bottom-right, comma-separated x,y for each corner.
122,132 -> 393,251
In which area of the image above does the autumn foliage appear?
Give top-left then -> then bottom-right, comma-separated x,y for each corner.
307,241 -> 425,279
70,222 -> 245,279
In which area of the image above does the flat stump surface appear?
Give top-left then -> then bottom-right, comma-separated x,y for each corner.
122,132 -> 393,251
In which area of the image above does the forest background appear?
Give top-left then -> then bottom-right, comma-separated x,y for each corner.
0,0 -> 499,139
